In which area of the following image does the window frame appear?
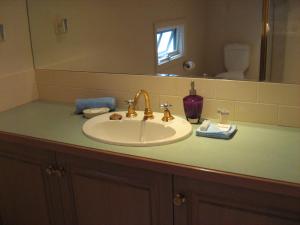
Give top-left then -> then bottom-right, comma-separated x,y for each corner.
155,24 -> 184,65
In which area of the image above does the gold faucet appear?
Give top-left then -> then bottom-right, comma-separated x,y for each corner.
161,103 -> 174,122
126,90 -> 154,120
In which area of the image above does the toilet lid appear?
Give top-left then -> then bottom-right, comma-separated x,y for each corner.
216,72 -> 245,80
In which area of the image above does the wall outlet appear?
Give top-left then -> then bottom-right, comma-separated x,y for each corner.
0,24 -> 5,41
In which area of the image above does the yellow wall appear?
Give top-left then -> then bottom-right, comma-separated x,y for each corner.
29,0 -> 204,75
203,0 -> 262,80
0,0 -> 38,112
269,0 -> 300,84
28,0 -> 262,80
282,0 -> 300,84
1,0 -> 299,128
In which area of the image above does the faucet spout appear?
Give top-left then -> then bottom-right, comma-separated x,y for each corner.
127,90 -> 154,120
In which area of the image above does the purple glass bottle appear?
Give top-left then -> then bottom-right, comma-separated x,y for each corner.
183,81 -> 203,124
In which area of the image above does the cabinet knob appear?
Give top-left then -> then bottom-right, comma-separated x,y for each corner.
45,165 -> 65,177
45,166 -> 55,175
173,193 -> 186,206
54,167 -> 65,177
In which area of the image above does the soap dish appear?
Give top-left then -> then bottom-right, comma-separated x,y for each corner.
196,123 -> 237,140
83,107 -> 110,119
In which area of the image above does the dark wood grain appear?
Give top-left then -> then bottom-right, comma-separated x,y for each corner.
56,153 -> 173,225
0,131 -> 300,225
0,141 -> 63,225
174,176 -> 300,225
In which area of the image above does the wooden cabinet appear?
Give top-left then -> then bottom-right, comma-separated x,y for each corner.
56,153 -> 173,225
0,139 -> 173,225
0,141 -> 62,225
173,176 -> 300,225
0,136 -> 299,225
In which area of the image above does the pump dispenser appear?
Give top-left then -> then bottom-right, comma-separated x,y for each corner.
183,81 -> 203,124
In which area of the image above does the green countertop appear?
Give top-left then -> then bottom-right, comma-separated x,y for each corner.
0,101 -> 299,185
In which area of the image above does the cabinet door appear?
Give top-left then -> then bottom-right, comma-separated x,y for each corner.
57,153 -> 173,225
174,176 -> 300,225
0,141 -> 63,225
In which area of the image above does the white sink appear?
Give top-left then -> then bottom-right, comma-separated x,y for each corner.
82,111 -> 192,146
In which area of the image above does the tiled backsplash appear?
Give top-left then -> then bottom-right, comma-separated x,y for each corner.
0,70 -> 38,112
36,69 -> 300,128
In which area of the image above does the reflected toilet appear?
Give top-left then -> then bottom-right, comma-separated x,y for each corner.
216,44 -> 250,80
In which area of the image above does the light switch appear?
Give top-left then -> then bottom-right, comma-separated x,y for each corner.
56,18 -> 68,34
0,24 -> 5,41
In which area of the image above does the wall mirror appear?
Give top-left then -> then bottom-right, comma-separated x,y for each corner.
27,0 -> 300,84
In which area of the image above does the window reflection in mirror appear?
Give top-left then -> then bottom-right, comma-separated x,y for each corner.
26,0 -> 300,84
156,26 -> 184,65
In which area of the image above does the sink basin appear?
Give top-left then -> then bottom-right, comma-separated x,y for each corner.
82,111 -> 192,146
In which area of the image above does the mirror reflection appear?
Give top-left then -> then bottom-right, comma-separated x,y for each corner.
27,0 -> 300,84
265,0 -> 300,84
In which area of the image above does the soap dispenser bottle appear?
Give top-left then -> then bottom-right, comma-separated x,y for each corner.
183,81 -> 203,124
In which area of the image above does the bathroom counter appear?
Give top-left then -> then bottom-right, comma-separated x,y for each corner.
0,101 -> 299,190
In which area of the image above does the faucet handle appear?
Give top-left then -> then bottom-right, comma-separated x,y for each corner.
160,103 -> 173,110
125,99 -> 137,118
160,103 -> 174,122
125,99 -> 135,106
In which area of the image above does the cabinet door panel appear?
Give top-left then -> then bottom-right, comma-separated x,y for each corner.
72,173 -> 152,225
0,142 -> 60,225
174,176 -> 300,225
57,154 -> 173,225
192,195 -> 299,225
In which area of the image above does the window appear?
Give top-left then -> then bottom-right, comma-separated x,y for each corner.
156,25 -> 184,65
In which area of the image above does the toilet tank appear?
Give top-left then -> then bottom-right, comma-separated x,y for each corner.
224,44 -> 250,72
